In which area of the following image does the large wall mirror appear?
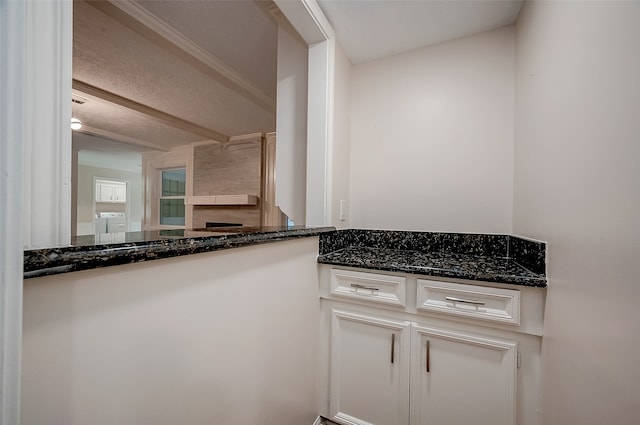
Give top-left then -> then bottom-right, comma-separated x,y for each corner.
71,0 -> 308,237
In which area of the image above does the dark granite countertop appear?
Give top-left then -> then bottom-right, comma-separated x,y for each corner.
24,226 -> 335,279
318,247 -> 546,287
317,230 -> 547,287
26,226 -> 547,287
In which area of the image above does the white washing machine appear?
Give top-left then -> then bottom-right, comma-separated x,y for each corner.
98,212 -> 128,233
94,216 -> 107,234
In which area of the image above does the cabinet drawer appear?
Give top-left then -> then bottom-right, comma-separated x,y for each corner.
417,280 -> 520,325
330,269 -> 406,307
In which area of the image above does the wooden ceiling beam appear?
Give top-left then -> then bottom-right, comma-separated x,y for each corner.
73,79 -> 230,143
75,125 -> 171,152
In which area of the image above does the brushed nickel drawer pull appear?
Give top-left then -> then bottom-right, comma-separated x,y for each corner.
351,283 -> 380,291
445,296 -> 485,306
391,333 -> 395,364
426,340 -> 430,373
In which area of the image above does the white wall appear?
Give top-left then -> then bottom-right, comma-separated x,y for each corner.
276,23 -> 308,225
350,26 -> 515,233
513,2 -> 640,424
331,40 -> 352,228
22,238 -> 321,425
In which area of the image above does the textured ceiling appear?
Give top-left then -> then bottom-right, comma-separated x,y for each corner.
72,89 -> 205,150
74,132 -> 145,173
74,0 -> 523,157
73,0 -> 278,152
136,0 -> 278,100
317,0 -> 523,64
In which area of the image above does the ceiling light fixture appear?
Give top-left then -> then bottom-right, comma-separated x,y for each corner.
70,117 -> 83,130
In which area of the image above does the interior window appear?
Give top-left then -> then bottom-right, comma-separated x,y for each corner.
160,168 -> 186,226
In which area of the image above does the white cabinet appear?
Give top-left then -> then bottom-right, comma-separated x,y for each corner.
95,180 -> 126,203
320,266 -> 544,425
327,309 -> 516,425
329,310 -> 410,425
410,324 -> 517,425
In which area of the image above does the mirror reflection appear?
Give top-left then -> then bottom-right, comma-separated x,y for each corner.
72,0 -> 303,237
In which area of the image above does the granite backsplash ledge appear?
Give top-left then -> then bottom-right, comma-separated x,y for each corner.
319,229 -> 510,257
318,229 -> 547,286
508,235 -> 546,275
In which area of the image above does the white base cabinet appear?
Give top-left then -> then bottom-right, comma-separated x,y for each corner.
328,308 -> 517,425
410,325 -> 517,425
329,310 -> 410,425
320,266 -> 545,425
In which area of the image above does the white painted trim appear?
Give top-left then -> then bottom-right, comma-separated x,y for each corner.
276,0 -> 335,226
274,0 -> 335,44
143,147 -> 193,229
105,0 -> 276,112
0,0 -> 25,422
71,144 -> 79,236
306,40 -> 331,225
324,37 -> 336,226
22,0 -> 73,248
300,0 -> 335,40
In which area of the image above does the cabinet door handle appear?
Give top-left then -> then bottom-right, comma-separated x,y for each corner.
391,333 -> 395,364
350,283 -> 380,291
426,340 -> 430,373
445,296 -> 485,306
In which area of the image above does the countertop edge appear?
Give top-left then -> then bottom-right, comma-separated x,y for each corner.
24,227 -> 335,279
317,250 -> 548,288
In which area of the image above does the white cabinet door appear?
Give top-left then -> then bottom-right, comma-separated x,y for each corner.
113,183 -> 126,203
97,183 -> 114,202
410,324 -> 517,425
330,309 -> 410,425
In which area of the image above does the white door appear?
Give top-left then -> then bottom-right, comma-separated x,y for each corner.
330,309 -> 410,425
410,324 -> 517,425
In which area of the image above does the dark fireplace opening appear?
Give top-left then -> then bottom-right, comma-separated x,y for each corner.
205,222 -> 243,228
